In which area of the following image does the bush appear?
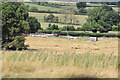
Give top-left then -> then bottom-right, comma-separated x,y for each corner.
47,24 -> 59,30
62,26 -> 75,31
112,25 -> 120,31
51,30 -> 61,34
44,14 -> 59,23
3,36 -> 28,50
37,30 -> 119,38
76,27 -> 83,31
38,30 -> 52,34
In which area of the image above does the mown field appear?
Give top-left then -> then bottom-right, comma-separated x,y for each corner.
2,37 -> 119,78
29,12 -> 87,29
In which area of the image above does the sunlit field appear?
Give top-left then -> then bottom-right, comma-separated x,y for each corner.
2,37 -> 118,78
29,12 -> 88,29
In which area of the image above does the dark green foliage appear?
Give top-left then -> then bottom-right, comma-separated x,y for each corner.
47,24 -> 59,30
27,16 -> 41,33
2,2 -> 30,50
62,26 -> 75,31
29,6 -> 38,12
51,30 -> 61,34
83,6 -> 119,33
76,8 -> 87,15
76,2 -> 86,9
44,14 -> 59,23
76,27 -> 83,31
112,26 -> 120,31
38,30 -> 52,34
4,36 -> 28,50
82,21 -> 103,33
37,30 -> 119,37
101,4 -> 113,11
32,2 -> 62,8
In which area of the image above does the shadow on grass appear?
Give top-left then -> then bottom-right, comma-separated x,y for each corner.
1,74 -> 118,80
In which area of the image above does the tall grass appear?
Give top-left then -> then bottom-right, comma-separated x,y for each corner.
2,51 -> 118,78
3,51 -> 118,69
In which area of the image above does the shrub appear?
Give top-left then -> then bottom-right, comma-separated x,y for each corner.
52,30 -> 61,34
47,24 -> 59,30
44,14 -> 59,23
76,27 -> 83,31
38,30 -> 52,34
62,26 -> 75,31
3,36 -> 28,50
38,30 -> 119,37
112,25 -> 120,31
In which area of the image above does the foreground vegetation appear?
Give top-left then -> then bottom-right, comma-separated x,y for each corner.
2,51 -> 118,78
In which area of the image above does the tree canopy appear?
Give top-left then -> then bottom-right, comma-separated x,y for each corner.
2,2 -> 40,50
82,6 -> 119,33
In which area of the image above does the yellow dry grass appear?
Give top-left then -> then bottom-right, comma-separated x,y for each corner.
3,60 -> 118,78
25,37 -> 118,55
2,37 -> 118,78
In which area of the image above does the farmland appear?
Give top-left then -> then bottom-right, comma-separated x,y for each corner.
24,3 -> 61,12
2,2 -> 119,78
2,37 -> 119,78
29,12 -> 87,29
25,37 -> 118,55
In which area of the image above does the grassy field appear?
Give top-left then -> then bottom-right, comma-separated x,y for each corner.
25,37 -> 118,55
2,37 -> 118,78
2,51 -> 118,78
29,12 -> 88,29
24,3 -> 61,12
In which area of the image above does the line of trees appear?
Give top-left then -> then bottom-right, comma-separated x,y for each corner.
2,2 -> 41,50
81,4 -> 119,33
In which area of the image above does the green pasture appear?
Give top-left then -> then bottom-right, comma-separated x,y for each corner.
29,12 -> 87,29
24,3 -> 61,12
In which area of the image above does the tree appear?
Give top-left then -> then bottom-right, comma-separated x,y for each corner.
44,14 -> 59,23
76,2 -> 86,9
27,16 -> 41,33
85,6 -> 119,33
2,2 -> 29,50
62,26 -> 75,31
47,24 -> 59,30
83,21 -> 103,33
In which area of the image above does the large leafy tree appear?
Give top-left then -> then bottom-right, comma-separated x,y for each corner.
2,2 -> 29,50
27,16 -> 41,33
82,6 -> 119,33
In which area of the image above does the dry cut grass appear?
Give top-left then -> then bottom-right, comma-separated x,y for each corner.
2,37 -> 119,78
25,36 -> 118,55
